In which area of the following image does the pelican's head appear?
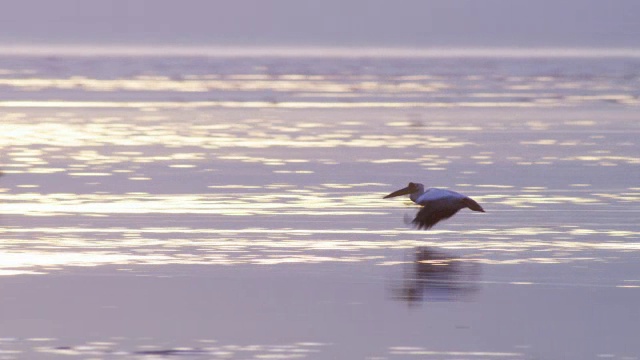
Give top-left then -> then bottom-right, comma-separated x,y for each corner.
383,182 -> 423,199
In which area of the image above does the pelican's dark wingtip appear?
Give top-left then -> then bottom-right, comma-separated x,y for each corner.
412,205 -> 460,230
412,221 -> 435,230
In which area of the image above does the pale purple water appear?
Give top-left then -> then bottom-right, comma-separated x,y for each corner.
0,49 -> 639,359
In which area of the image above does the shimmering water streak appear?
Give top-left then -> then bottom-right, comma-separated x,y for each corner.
0,100 -> 567,109
389,347 -> 522,357
0,217 -> 637,275
4,45 -> 640,57
0,336 -> 542,359
0,52 -> 639,108
0,190 -> 638,215
0,337 -> 326,360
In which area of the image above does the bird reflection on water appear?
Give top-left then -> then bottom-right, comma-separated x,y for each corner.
391,247 -> 481,305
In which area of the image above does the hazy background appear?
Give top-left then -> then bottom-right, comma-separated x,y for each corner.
1,0 -> 639,48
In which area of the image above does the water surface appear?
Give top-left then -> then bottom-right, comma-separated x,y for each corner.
0,51 -> 639,359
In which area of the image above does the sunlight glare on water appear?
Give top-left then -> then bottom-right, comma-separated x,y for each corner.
0,102 -> 638,276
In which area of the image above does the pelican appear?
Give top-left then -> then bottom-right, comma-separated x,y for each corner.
383,182 -> 485,229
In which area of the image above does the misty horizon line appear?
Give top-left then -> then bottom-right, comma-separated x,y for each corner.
1,44 -> 640,58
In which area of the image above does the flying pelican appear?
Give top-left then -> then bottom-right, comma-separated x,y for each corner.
383,182 -> 485,229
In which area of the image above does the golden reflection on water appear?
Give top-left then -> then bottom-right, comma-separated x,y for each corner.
0,189 -> 633,216
0,64 -> 637,109
389,347 -> 522,357
0,75 -> 450,94
0,213 -> 638,275
1,109 -> 639,275
2,118 -> 474,152
1,59 -> 639,282
1,100 -> 552,109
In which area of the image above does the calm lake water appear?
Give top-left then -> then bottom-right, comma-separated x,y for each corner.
0,49 -> 639,359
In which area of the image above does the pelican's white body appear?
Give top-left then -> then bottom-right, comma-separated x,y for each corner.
410,185 -> 465,205
384,182 -> 485,229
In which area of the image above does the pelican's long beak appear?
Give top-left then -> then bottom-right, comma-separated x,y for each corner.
383,186 -> 413,199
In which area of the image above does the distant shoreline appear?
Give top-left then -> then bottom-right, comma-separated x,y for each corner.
1,44 -> 640,58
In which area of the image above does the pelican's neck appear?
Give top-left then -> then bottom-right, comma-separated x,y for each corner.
409,183 -> 425,203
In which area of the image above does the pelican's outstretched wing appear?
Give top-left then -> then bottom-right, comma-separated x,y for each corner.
411,199 -> 463,230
